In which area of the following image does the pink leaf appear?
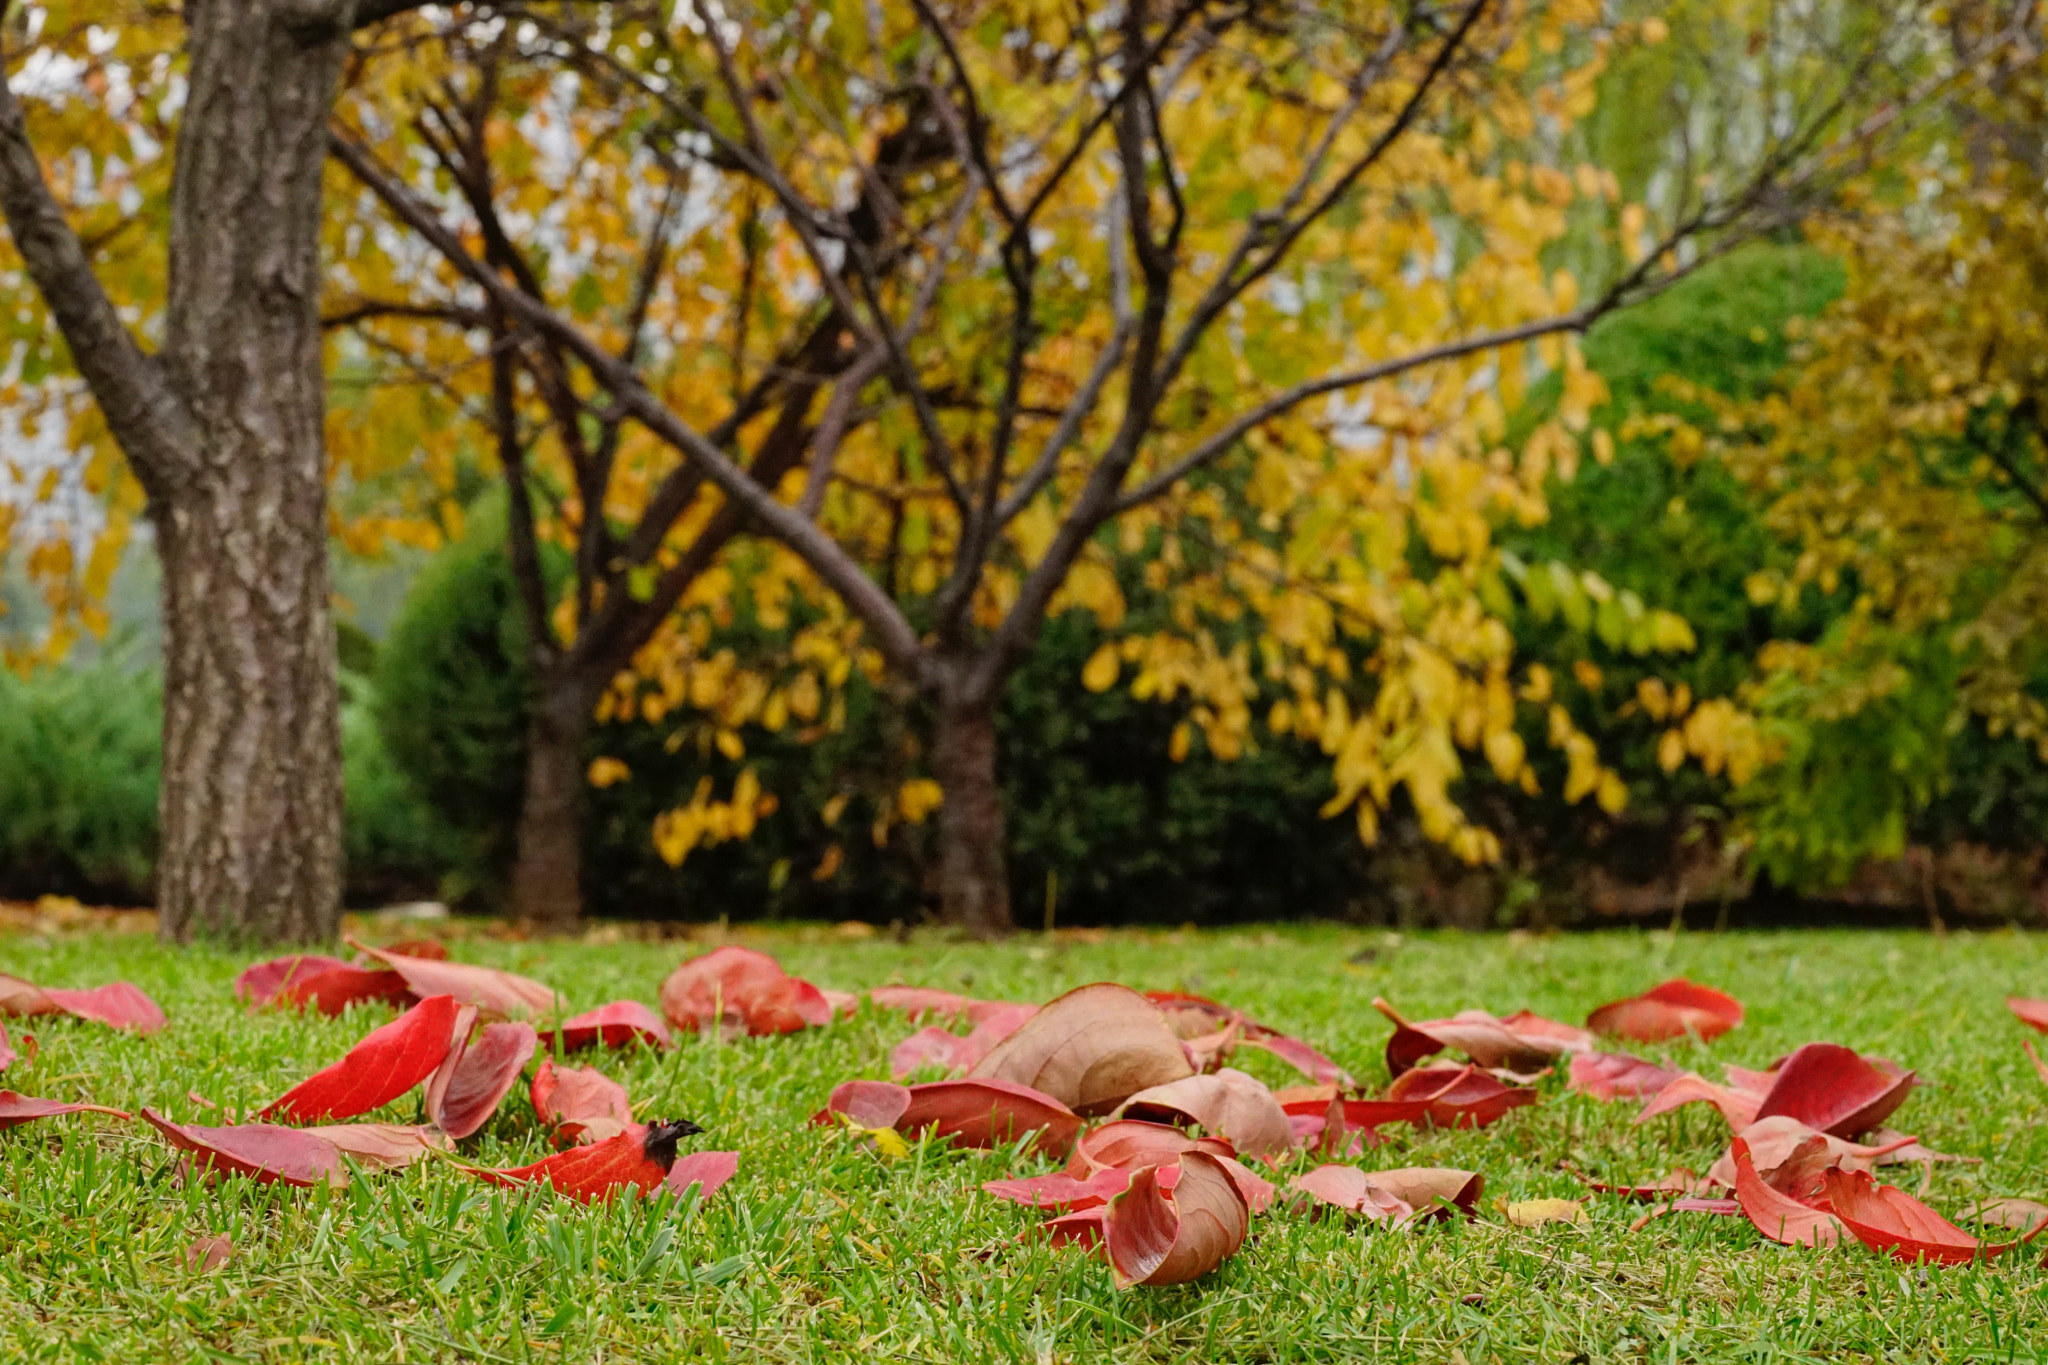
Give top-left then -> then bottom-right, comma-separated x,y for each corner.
663,1149 -> 739,1201
2006,997 -> 2048,1034
531,1057 -> 634,1145
541,1001 -> 673,1051
1374,998 -> 1589,1077
1114,1067 -> 1295,1158
984,1168 -> 1133,1211
0,1090 -> 130,1129
347,937 -> 558,1020
1586,979 -> 1743,1044
428,1020 -> 538,1140
1568,1051 -> 1682,1101
141,1109 -> 349,1187
660,946 -> 834,1036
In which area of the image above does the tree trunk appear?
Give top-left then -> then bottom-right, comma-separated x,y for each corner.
930,696 -> 1015,937
510,683 -> 589,932
152,6 -> 351,943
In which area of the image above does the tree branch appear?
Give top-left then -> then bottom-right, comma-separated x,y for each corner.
0,48 -> 195,497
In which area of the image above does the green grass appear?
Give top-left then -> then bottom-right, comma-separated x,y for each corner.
4,924 -> 2048,1363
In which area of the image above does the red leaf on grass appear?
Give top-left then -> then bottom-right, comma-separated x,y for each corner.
1114,1067 -> 1295,1159
1753,1043 -> 1916,1138
1822,1166 -> 2048,1265
274,966 -> 414,1017
1065,1119 -> 1237,1175
531,1057 -> 634,1145
1,973 -> 167,1034
347,938 -> 558,1020
1374,998 -> 1590,1077
1634,1071 -> 1770,1128
142,1109 -> 349,1187
867,986 -> 1022,1023
466,1119 -> 704,1203
258,994 -> 461,1123
1102,1152 -> 1249,1288
660,946 -> 834,1036
1729,1136 -> 1843,1247
235,956 -> 356,1006
1706,1117 -> 1918,1195
817,1078 -> 1082,1155
1568,1051 -> 1682,1101
184,1234 -> 233,1272
2006,997 -> 2048,1033
889,1004 -> 1037,1080
1587,979 -> 1743,1043
0,1023 -> 17,1072
1384,1065 -> 1537,1128
985,1168 -> 1134,1211
663,1149 -> 739,1201
427,1021 -> 538,1140
1236,1032 -> 1352,1087
968,983 -> 1193,1115
541,1001 -> 673,1052
303,1123 -> 452,1171
0,1091 -> 130,1129
1290,1164 -> 1483,1225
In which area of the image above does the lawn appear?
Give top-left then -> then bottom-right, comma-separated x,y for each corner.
4,921 -> 2048,1363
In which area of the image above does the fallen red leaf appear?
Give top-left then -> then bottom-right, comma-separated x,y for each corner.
985,1167 -> 1134,1211
968,983 -> 1194,1115
272,965 -> 414,1017
663,1149 -> 739,1201
1064,1119 -> 1238,1178
1373,998 -> 1589,1077
867,986 -> 1022,1024
466,1119 -> 705,1202
1634,1071 -> 1768,1128
660,945 -> 834,1036
1729,1135 -> 1843,1247
427,1020 -> 538,1140
0,973 -> 167,1033
0,1023 -> 18,1072
540,1001 -> 674,1051
258,994 -> 461,1124
531,1057 -> 634,1144
1139,991 -> 1353,1086
1706,1117 -> 1918,1195
1586,979 -> 1743,1043
184,1233 -> 233,1272
234,955 -> 356,1006
1102,1152 -> 1249,1288
1822,1166 -> 2048,1265
0,1091 -> 130,1129
347,938 -> 558,1020
302,1123 -> 452,1171
2006,997 -> 2048,1033
889,1004 -> 1037,1080
815,1077 -> 1082,1155
1753,1042 -> 1916,1138
1291,1163 -> 1483,1225
141,1109 -> 350,1187
1384,1065 -> 1537,1128
1114,1067 -> 1295,1159
1568,1051 -> 1683,1101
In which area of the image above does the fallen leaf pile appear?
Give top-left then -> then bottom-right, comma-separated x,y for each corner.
9,948 -> 2048,1286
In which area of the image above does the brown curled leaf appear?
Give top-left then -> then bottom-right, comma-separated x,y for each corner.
1384,1064 -> 1537,1128
1103,1152 -> 1249,1288
1114,1067 -> 1295,1159
1374,998 -> 1589,1078
968,983 -> 1193,1115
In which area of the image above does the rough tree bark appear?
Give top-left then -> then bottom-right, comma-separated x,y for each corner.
0,0 -> 445,943
509,677 -> 592,932
928,680 -> 1012,939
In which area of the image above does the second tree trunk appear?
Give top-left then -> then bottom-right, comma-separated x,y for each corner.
930,698 -> 1015,937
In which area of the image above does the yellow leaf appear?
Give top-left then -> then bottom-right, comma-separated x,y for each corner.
587,757 -> 631,788
1505,1198 -> 1585,1228
896,778 -> 944,824
1081,643 -> 1120,693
